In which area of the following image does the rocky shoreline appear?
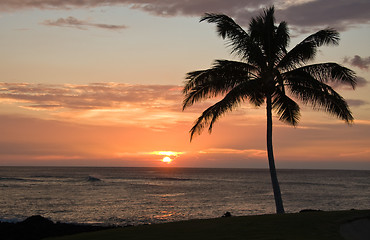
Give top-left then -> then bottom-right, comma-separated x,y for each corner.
0,215 -> 114,240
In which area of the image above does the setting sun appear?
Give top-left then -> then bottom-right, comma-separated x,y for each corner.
150,151 -> 183,165
162,156 -> 172,164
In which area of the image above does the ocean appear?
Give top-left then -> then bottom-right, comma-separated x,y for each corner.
0,167 -> 369,226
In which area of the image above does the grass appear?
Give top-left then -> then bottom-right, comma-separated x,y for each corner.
46,210 -> 370,240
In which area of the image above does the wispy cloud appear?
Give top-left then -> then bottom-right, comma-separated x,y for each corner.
42,16 -> 127,30
0,82 -> 187,127
344,55 -> 370,70
199,148 -> 266,158
0,82 -> 181,110
0,1 -> 369,31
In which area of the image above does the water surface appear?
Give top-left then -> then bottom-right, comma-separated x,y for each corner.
0,167 -> 369,225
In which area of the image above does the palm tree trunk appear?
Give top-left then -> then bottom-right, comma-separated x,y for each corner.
266,95 -> 285,214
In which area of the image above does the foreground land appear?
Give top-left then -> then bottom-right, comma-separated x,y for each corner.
0,215 -> 111,240
47,210 -> 370,240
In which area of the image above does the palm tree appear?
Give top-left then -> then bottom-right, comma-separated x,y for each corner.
182,6 -> 356,214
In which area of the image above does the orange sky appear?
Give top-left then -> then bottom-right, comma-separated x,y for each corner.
0,82 -> 369,169
0,1 -> 369,169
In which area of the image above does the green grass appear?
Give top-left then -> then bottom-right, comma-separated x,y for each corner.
46,210 -> 370,240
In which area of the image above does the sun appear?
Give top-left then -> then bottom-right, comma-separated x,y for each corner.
162,156 -> 172,164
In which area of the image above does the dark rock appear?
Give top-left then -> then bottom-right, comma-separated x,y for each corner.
21,215 -> 54,226
0,215 -> 114,240
222,212 -> 232,217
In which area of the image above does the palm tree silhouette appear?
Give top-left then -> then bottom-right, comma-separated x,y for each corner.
182,6 -> 356,214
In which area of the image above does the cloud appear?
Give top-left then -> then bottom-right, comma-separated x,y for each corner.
331,76 -> 368,90
347,99 -> 368,107
1,1 -> 369,31
0,82 -> 189,128
277,0 -> 370,31
0,82 -> 181,110
355,76 -> 369,87
344,55 -> 370,70
0,0 -> 269,15
129,0 -> 270,18
42,16 -> 127,30
198,148 -> 266,158
1,98 -> 369,168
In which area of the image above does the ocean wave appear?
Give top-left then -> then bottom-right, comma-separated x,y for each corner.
148,193 -> 186,198
31,175 -> 69,179
0,177 -> 26,182
87,176 -> 102,182
281,181 -> 346,187
152,177 -> 192,181
0,217 -> 24,223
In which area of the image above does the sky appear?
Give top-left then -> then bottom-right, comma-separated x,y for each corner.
0,0 -> 369,169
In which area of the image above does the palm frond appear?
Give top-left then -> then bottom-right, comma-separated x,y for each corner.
275,21 -> 289,60
183,60 -> 258,110
189,80 -> 264,141
201,14 -> 245,40
284,70 -> 353,123
189,97 -> 237,141
201,13 -> 266,68
249,6 -> 275,41
185,6 -> 355,142
248,7 -> 291,68
307,28 -> 339,46
272,89 -> 300,126
278,29 -> 340,70
274,69 -> 286,94
293,63 -> 356,89
249,7 -> 275,65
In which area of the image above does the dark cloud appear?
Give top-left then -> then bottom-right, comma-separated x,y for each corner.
344,55 -> 370,70
347,99 -> 368,107
42,16 -> 127,30
356,76 -> 369,88
0,0 -> 97,11
331,76 -> 368,90
130,0 -> 270,18
277,0 -> 370,31
1,1 -> 368,31
0,0 -> 269,16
